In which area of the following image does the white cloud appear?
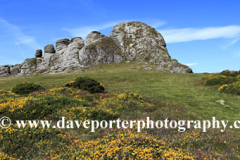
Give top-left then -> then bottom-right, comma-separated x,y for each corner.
149,21 -> 166,28
0,18 -> 40,50
138,19 -> 166,28
183,63 -> 199,66
221,38 -> 239,49
158,25 -> 240,43
63,21 -> 124,40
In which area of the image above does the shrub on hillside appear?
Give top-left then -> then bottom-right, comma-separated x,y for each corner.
218,82 -> 240,95
219,70 -> 240,77
1,95 -> 90,122
11,82 -> 44,95
64,77 -> 105,94
203,75 -> 237,86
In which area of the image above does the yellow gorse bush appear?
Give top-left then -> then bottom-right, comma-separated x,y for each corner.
99,82 -> 105,89
0,87 -> 237,159
75,129 -> 195,160
0,96 -> 37,112
218,84 -> 229,91
117,92 -> 144,102
64,78 -> 77,86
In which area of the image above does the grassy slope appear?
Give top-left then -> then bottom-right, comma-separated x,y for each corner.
1,62 -> 240,159
1,62 -> 240,125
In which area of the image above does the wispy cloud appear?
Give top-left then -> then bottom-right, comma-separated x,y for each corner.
221,38 -> 239,49
183,63 -> 199,66
63,21 -> 124,40
0,17 -> 40,58
158,25 -> 240,43
139,19 -> 166,28
150,21 -> 166,28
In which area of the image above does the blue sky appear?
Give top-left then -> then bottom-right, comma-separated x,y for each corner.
0,0 -> 240,73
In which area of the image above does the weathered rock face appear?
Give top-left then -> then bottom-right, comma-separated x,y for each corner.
35,49 -> 42,57
0,65 -> 10,76
18,37 -> 84,75
110,21 -> 192,73
1,21 -> 193,77
68,37 -> 84,49
0,64 -> 21,76
154,59 -> 193,73
56,38 -> 70,52
49,37 -> 84,73
10,64 -> 21,74
79,32 -> 125,67
110,21 -> 169,61
44,44 -> 55,53
84,31 -> 105,46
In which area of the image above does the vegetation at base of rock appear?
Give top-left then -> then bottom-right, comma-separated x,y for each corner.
64,77 -> 105,93
11,82 -> 44,95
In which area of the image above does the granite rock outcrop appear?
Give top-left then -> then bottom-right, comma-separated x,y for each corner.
0,21 -> 193,77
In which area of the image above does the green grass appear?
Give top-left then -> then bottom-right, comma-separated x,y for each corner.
1,62 -> 240,159
2,63 -> 240,123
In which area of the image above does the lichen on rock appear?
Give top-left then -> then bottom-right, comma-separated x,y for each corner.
79,32 -> 125,67
110,21 -> 192,73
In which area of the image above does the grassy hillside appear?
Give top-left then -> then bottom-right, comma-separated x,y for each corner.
0,62 -> 240,159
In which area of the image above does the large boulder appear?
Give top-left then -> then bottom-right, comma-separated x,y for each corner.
10,64 -> 21,74
44,44 -> 55,53
47,37 -> 84,73
0,64 -> 21,76
84,31 -> 105,46
79,32 -> 125,67
110,21 -> 193,73
35,37 -> 84,74
35,49 -> 42,57
0,65 -> 10,76
110,21 -> 169,61
56,38 -> 70,52
19,58 -> 38,75
68,37 -> 84,49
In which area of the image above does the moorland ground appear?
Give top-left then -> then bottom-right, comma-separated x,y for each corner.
1,62 -> 240,159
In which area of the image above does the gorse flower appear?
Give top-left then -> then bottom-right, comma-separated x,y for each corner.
0,83 -> 238,159
218,84 -> 229,91
203,70 -> 240,96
